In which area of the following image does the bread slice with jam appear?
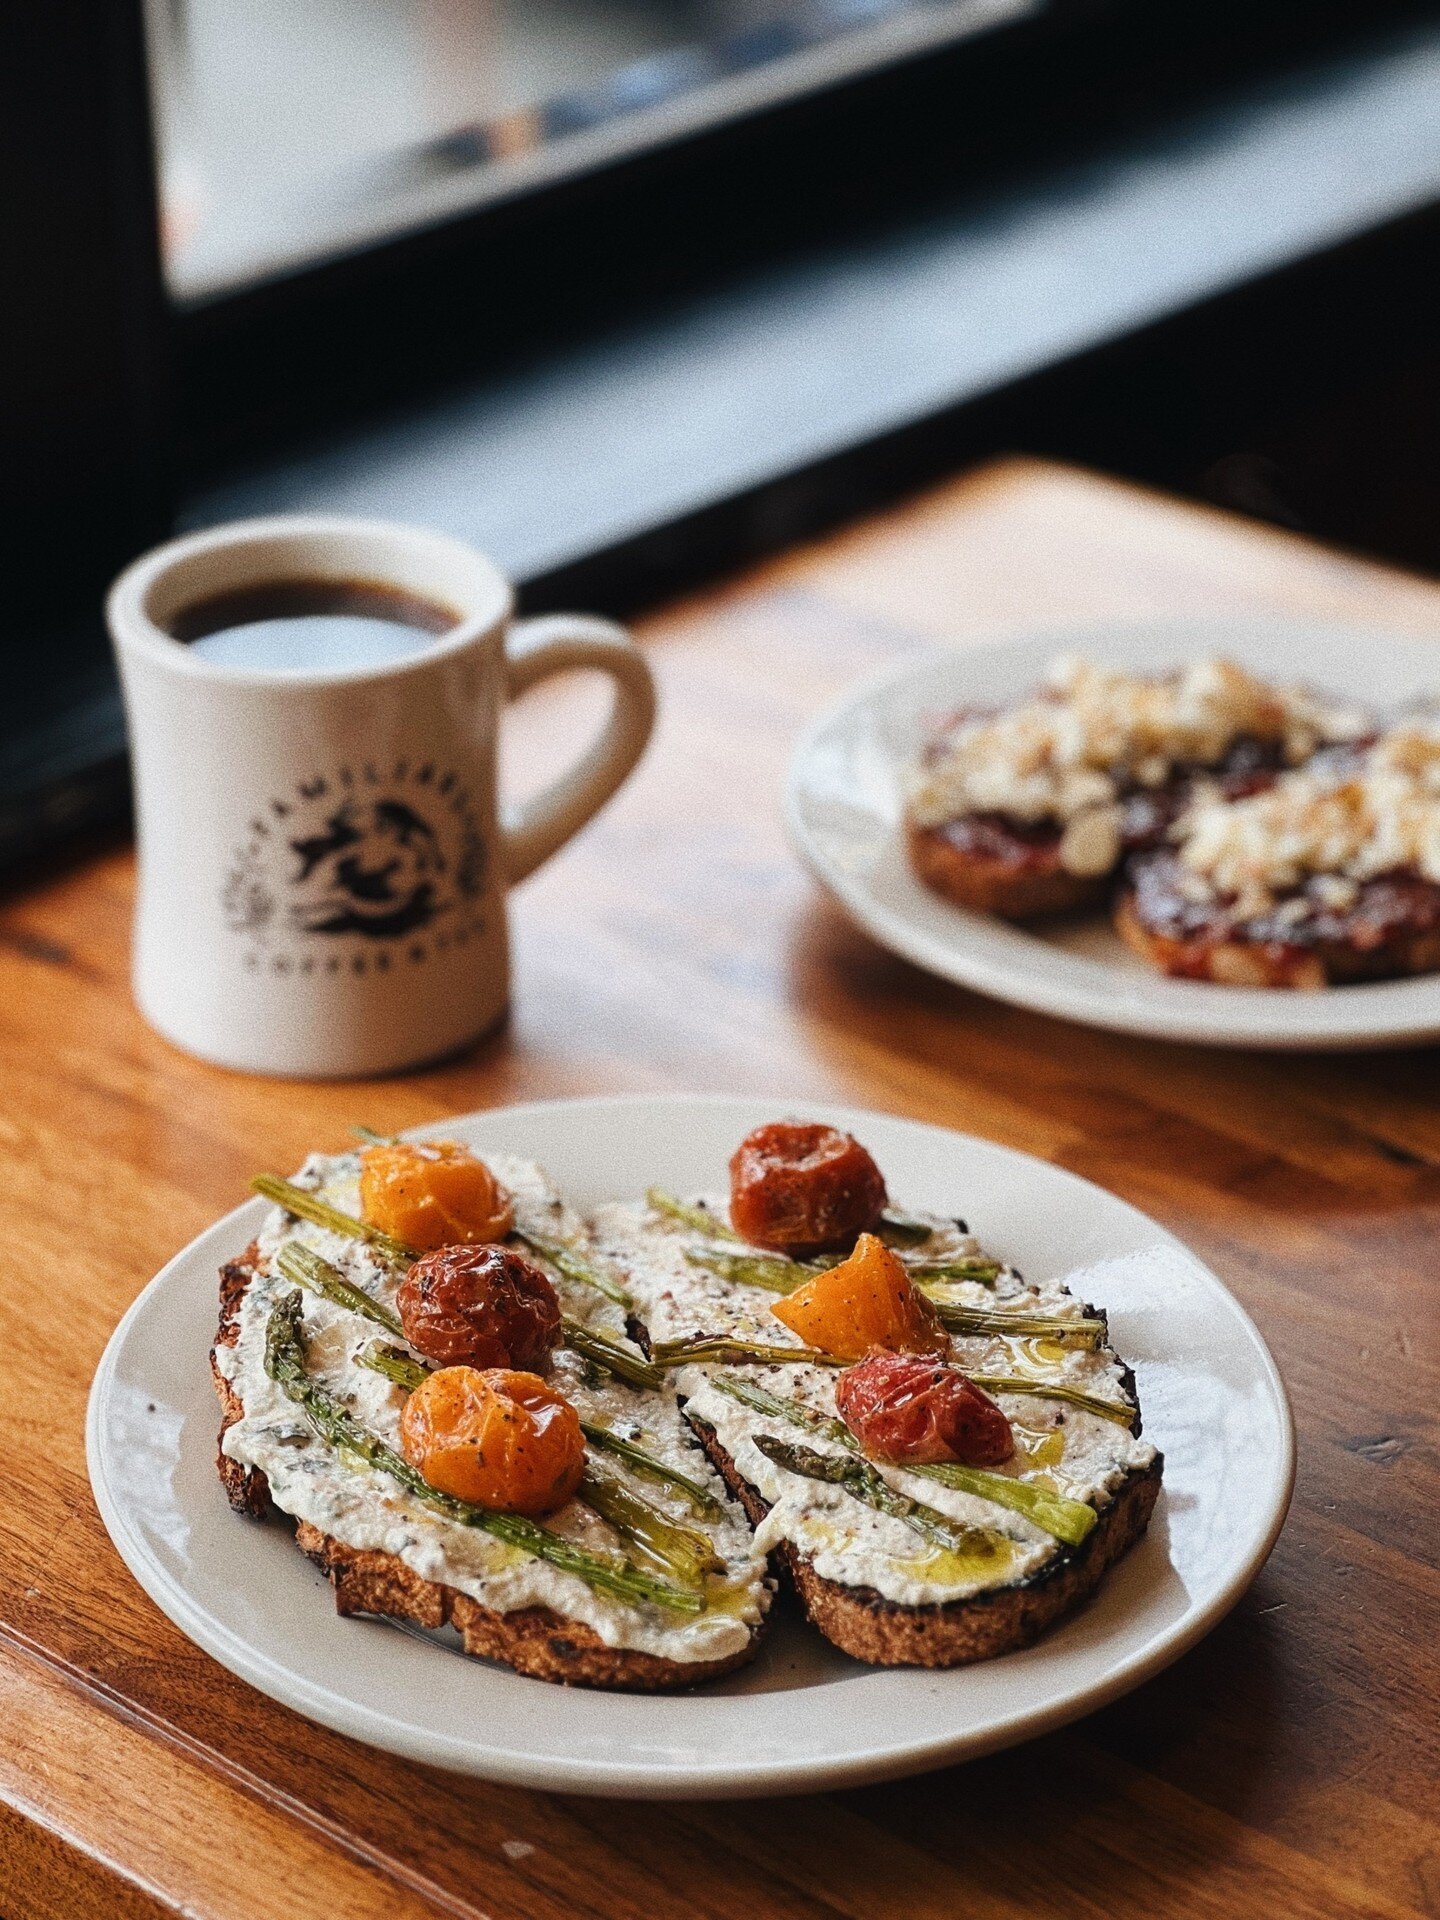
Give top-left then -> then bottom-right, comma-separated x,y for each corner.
904,656 -> 1366,924
1116,725 -> 1440,988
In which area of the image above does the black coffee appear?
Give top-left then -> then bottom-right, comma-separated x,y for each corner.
168,577 -> 461,672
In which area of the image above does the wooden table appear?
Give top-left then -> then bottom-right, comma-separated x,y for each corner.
3,459 -> 1437,1920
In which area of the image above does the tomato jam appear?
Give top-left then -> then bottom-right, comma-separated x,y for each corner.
1123,849 -> 1440,986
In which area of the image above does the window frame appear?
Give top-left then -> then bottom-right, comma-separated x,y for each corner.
6,0 -> 1434,634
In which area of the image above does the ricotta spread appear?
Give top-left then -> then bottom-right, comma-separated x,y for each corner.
1177,721 -> 1440,915
592,1197 -> 1156,1608
216,1150 -> 768,1662
907,655 -> 1366,875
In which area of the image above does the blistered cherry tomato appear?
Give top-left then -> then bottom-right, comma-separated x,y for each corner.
835,1350 -> 1013,1466
729,1121 -> 887,1253
771,1232 -> 947,1361
400,1366 -> 584,1513
360,1140 -> 513,1250
397,1243 -> 560,1371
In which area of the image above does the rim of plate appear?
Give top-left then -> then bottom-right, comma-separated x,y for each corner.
86,1092 -> 1295,1798
783,616 -> 1440,1049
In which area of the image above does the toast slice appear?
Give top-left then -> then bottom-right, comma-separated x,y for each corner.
592,1193 -> 1162,1668
212,1151 -> 769,1691
1117,729 -> 1440,987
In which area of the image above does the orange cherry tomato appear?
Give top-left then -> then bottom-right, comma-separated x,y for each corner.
771,1232 -> 948,1361
729,1121 -> 887,1254
397,1243 -> 560,1371
360,1140 -> 513,1250
835,1350 -> 1013,1466
399,1367 -> 584,1514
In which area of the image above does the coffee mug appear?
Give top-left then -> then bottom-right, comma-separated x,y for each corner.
108,515 -> 655,1077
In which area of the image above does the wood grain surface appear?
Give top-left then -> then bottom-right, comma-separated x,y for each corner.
1,459 -> 1437,1919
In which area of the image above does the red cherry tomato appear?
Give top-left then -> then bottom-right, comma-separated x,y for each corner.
397,1243 -> 560,1372
835,1350 -> 1013,1466
729,1121 -> 887,1253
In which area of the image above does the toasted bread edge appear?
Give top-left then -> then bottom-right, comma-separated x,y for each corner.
1115,886 -> 1440,988
685,1410 -> 1162,1668
906,821 -> 1108,920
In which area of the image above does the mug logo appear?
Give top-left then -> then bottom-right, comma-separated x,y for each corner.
223,761 -> 487,974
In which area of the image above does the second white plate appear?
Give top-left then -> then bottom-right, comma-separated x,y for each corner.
88,1095 -> 1292,1797
785,616 -> 1440,1048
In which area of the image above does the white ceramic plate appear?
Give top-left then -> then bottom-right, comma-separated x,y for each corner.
87,1094 -> 1293,1798
785,616 -> 1440,1049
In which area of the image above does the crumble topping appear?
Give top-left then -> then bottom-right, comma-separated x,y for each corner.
907,655 -> 1366,874
1176,722 -> 1440,916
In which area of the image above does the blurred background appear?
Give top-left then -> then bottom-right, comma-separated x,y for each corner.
5,0 -> 1440,872
154,0 -> 1031,294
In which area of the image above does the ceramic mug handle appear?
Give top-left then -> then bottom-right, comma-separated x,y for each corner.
501,614 -> 656,885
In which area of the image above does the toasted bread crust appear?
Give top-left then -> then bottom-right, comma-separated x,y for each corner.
291,1521 -> 754,1688
212,1249 -> 761,1692
213,1255 -> 272,1520
1115,887 -> 1440,988
907,821 -> 1106,920
685,1411 -> 1161,1667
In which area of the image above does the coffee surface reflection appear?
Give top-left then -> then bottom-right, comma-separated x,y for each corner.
169,577 -> 459,673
